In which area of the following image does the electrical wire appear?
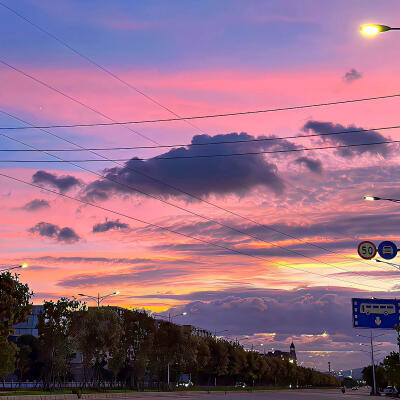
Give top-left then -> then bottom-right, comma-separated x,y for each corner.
1,124 -> 399,152
0,0 -> 207,136
0,170 -> 391,291
0,111 -> 387,286
0,1 -> 395,288
0,138 -> 398,162
0,46 -> 389,278
0,59 -> 159,145
1,92 -> 399,131
1,120 -> 383,286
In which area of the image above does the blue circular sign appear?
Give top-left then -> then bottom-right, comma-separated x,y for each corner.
378,241 -> 398,260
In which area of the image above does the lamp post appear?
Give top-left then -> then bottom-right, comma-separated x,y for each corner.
0,263 -> 29,272
77,291 -> 120,307
360,24 -> 400,36
153,311 -> 187,323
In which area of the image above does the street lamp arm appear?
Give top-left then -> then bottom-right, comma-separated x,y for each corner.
0,264 -> 29,272
78,294 -> 98,300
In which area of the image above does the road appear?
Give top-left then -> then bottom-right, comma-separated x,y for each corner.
103,387 -> 371,399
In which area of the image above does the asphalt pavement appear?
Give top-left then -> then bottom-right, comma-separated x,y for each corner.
100,387 -> 371,399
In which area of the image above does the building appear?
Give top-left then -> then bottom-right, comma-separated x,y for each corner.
11,305 -> 43,337
266,342 -> 297,362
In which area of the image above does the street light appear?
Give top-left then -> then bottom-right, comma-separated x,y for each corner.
78,291 -> 120,307
364,195 -> 400,203
152,311 -> 187,323
0,263 -> 29,272
360,24 -> 400,36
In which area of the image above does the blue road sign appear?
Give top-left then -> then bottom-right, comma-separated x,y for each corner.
352,298 -> 400,329
378,241 -> 397,260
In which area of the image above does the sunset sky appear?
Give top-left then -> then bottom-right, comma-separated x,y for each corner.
2,0 -> 400,371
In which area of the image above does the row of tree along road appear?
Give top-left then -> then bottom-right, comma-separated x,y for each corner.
0,271 -> 339,391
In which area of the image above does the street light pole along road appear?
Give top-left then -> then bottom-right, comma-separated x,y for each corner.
77,291 -> 120,307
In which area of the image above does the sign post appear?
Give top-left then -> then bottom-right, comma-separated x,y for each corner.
357,241 -> 377,260
352,298 -> 400,329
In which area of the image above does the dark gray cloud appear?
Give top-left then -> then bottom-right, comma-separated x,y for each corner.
92,218 -> 130,233
82,132 -> 290,201
28,222 -> 80,243
148,286 -> 400,337
32,170 -> 80,192
303,120 -> 393,158
22,199 -> 50,211
343,68 -> 362,83
295,156 -> 323,174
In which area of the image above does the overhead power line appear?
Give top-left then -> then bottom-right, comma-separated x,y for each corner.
0,0 -> 207,135
0,110 -> 385,286
1,124 -> 399,152
0,27 -> 385,278
0,170 -> 390,291
1,139 -> 398,162
0,59 -> 159,145
1,93 -> 400,131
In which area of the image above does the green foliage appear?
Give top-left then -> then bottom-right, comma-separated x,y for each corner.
70,307 -> 123,384
0,271 -> 32,337
362,365 -> 387,391
382,352 -> 400,388
38,297 -> 83,389
0,335 -> 19,380
17,335 -> 42,380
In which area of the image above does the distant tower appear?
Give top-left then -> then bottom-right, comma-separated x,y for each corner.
290,341 -> 297,361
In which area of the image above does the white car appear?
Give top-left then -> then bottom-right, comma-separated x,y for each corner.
383,386 -> 398,395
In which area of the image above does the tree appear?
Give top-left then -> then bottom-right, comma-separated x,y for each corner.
362,365 -> 387,391
38,298 -> 82,389
0,335 -> 18,386
17,344 -> 31,382
70,307 -> 123,387
205,338 -> 229,385
382,352 -> 400,388
0,272 -> 32,338
17,335 -> 42,382
119,309 -> 155,388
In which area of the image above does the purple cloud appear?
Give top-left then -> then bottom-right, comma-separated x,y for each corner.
29,222 -> 80,243
32,170 -> 81,192
92,219 -> 130,233
22,199 -> 50,211
82,132 -> 291,201
303,120 -> 392,158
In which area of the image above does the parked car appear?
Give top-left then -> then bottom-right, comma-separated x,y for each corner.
383,386 -> 398,396
235,382 -> 246,388
176,380 -> 193,388
351,386 -> 358,390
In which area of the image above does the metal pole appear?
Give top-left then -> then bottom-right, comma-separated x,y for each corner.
328,362 -> 331,373
371,331 -> 377,395
167,362 -> 170,389
97,293 -> 100,307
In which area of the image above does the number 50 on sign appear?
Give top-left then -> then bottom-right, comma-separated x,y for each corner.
358,241 -> 377,260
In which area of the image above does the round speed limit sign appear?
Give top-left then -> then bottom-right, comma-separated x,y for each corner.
358,241 -> 377,260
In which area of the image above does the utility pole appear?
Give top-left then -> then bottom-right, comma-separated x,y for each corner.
328,361 -> 331,373
371,331 -> 377,396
